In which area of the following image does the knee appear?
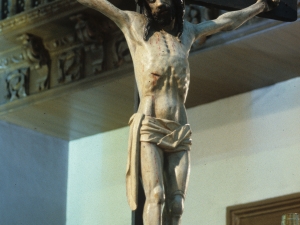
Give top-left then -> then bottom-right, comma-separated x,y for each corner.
170,195 -> 184,217
149,186 -> 165,205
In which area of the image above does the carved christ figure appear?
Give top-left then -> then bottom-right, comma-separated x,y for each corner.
77,0 -> 279,224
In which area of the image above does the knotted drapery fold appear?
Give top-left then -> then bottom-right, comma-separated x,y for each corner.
126,113 -> 192,210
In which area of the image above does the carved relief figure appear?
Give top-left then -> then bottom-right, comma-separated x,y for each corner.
6,68 -> 28,101
20,33 -> 50,93
77,0 -> 279,224
58,49 -> 83,83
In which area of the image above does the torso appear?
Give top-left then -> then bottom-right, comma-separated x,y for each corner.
121,12 -> 195,125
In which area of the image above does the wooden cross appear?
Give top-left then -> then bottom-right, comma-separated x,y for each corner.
187,0 -> 298,22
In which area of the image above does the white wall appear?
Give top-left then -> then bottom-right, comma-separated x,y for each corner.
67,126 -> 131,225
0,121 -> 69,225
67,77 -> 300,225
183,77 -> 300,224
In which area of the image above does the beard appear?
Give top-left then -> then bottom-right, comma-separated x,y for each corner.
152,6 -> 175,26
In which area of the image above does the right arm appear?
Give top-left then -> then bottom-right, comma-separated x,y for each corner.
77,0 -> 130,29
192,0 -> 279,39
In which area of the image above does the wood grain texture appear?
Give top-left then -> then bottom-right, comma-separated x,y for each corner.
227,193 -> 300,225
186,19 -> 300,107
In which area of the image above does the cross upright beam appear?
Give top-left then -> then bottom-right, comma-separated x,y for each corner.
187,0 -> 298,21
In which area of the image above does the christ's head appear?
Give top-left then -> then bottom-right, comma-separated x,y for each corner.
146,0 -> 175,26
136,0 -> 185,40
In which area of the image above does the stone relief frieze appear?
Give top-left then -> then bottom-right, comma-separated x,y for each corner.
0,54 -> 24,70
0,34 -> 49,69
0,0 -> 81,33
6,68 -> 28,101
116,37 -> 131,65
45,34 -> 77,51
16,0 -> 26,14
0,33 -> 50,102
19,34 -> 50,68
102,29 -> 128,71
20,33 -> 50,94
58,48 -> 83,84
71,13 -> 103,44
15,0 -> 55,13
0,0 -> 10,20
30,0 -> 55,9
97,19 -> 131,70
70,13 -> 131,74
83,44 -> 104,76
71,13 -> 104,76
0,34 -> 49,68
29,65 -> 49,93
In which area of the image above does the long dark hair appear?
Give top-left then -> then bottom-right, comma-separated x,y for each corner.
136,0 -> 185,40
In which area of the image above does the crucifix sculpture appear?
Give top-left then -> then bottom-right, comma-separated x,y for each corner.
76,0 -> 296,224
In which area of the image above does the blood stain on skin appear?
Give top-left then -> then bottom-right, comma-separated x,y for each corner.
152,73 -> 160,86
151,72 -> 160,77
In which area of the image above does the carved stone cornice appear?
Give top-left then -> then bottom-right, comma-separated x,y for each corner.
0,0 -> 84,34
0,0 -> 132,105
0,32 -> 50,104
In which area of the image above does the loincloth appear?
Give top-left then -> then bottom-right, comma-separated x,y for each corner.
126,113 -> 192,210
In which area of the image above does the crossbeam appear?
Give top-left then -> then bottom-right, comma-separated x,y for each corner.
187,0 -> 298,21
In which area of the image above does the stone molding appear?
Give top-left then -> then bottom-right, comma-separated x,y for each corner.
0,0 -> 81,31
0,1 -> 131,105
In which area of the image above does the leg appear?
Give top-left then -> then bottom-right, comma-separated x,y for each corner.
141,141 -> 165,225
163,150 -> 190,225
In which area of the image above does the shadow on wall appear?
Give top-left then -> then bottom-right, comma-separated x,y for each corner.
188,77 -> 300,132
0,121 -> 69,225
187,77 -> 300,162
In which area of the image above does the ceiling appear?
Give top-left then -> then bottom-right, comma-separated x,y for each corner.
0,9 -> 299,140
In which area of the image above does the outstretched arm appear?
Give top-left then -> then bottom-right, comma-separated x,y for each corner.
193,0 -> 279,38
77,0 -> 130,29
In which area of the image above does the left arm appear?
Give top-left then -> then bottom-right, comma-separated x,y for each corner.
193,0 -> 279,38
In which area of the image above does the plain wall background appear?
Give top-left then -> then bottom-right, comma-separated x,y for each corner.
184,77 -> 300,224
67,126 -> 131,225
67,77 -> 300,225
0,121 -> 69,225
